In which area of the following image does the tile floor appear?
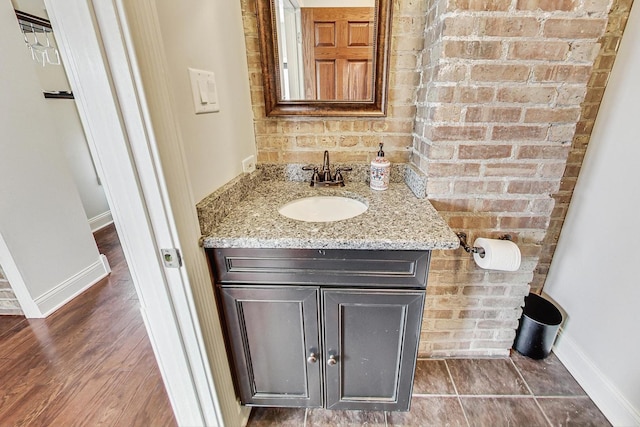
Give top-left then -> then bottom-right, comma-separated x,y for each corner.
247,351 -> 611,426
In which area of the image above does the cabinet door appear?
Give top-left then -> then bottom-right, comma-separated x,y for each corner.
323,290 -> 425,411
220,287 -> 322,407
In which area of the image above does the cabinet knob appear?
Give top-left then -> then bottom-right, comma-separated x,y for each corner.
307,353 -> 317,364
327,354 -> 337,366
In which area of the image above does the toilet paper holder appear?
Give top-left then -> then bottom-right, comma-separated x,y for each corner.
456,232 -> 513,259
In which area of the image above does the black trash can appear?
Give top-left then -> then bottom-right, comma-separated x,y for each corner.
513,293 -> 563,359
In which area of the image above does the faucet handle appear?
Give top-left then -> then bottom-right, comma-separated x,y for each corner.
334,167 -> 351,186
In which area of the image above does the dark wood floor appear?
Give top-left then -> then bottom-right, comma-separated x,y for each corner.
0,224 -> 176,426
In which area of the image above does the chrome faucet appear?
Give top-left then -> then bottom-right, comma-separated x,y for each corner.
302,150 -> 352,187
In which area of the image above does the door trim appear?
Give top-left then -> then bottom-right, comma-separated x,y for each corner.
43,0 -> 232,425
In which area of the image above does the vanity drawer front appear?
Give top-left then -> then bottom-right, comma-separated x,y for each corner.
209,248 -> 430,288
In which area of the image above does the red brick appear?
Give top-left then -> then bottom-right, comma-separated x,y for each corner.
458,309 -> 502,319
497,87 -> 556,104
484,163 -> 538,177
256,135 -> 295,148
478,199 -> 529,212
548,124 -> 577,142
444,41 -> 503,60
524,108 -> 581,123
478,17 -> 540,37
423,144 -> 456,160
429,105 -> 464,122
517,0 -> 577,10
454,180 -> 505,193
434,63 -> 468,82
427,86 -> 455,102
589,71 -> 610,87
492,126 -> 548,140
532,65 -> 592,83
540,163 -> 567,178
575,120 -> 594,135
507,180 -> 560,194
508,41 -> 569,61
429,162 -> 482,177
338,136 -> 360,147
462,287 -> 508,297
500,216 -> 549,229
459,145 -> 513,159
516,145 -> 570,159
295,136 -> 317,147
557,86 -> 588,105
448,215 -> 499,229
471,64 -> 530,82
423,309 -> 457,318
448,0 -> 511,11
580,104 -> 600,120
593,54 -> 616,71
543,19 -> 607,39
455,87 -> 496,103
443,16 -> 476,36
429,126 -> 487,141
466,107 -> 522,123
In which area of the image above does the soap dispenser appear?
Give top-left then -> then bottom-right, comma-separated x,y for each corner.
370,143 -> 390,190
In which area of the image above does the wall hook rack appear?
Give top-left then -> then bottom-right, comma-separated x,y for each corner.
456,232 -> 512,259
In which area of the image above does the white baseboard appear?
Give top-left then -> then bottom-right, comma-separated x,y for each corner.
34,254 -> 111,317
89,211 -> 114,232
553,329 -> 640,426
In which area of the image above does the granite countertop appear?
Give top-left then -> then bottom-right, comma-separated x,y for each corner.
199,175 -> 459,251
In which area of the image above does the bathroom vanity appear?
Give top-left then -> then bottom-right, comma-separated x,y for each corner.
199,169 -> 458,411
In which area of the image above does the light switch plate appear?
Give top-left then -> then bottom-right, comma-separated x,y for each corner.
188,68 -> 220,114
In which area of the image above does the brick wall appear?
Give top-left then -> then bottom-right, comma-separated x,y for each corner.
239,0 -> 618,357
412,0 -> 611,356
533,0 -> 634,292
0,265 -> 22,315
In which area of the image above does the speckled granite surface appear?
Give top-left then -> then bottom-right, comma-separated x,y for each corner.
198,170 -> 459,251
258,162 -> 407,185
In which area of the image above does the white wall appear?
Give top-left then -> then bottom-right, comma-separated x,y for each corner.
13,0 -> 111,228
0,0 -> 107,316
46,100 -> 111,226
153,0 -> 256,202
543,3 -> 640,425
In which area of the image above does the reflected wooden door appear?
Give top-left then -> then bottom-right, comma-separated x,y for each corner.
301,7 -> 374,101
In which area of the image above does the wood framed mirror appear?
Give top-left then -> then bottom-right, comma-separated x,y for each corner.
256,0 -> 392,117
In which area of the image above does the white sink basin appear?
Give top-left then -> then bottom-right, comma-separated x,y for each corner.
278,196 -> 368,222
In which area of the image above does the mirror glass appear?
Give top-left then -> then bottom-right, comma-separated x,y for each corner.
256,0 -> 391,116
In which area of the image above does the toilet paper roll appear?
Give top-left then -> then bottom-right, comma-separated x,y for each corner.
473,237 -> 521,271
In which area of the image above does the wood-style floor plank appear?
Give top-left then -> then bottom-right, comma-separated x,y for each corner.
0,224 -> 176,426
0,315 -> 26,338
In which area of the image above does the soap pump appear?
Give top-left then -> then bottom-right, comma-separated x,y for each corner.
370,143 -> 390,190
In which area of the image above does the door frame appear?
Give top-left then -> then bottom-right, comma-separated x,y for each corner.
43,0 -> 231,425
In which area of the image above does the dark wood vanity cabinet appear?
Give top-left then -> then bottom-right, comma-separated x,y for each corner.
209,248 -> 430,411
